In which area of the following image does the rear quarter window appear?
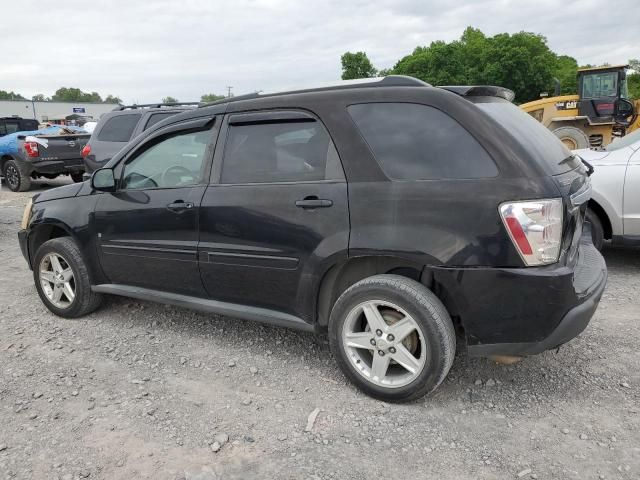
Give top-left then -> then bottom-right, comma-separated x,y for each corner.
97,114 -> 142,142
347,103 -> 498,180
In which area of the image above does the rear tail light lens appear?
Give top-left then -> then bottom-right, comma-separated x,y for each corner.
81,144 -> 91,157
23,141 -> 39,157
499,199 -> 563,266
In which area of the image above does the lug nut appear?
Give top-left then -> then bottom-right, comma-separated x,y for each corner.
389,347 -> 396,354
370,339 -> 376,346
378,350 -> 385,356
387,334 -> 395,341
375,329 -> 383,337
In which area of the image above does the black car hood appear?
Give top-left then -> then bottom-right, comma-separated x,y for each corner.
33,182 -> 85,203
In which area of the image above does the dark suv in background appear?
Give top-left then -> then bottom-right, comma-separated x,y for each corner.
81,103 -> 199,173
18,76 -> 606,402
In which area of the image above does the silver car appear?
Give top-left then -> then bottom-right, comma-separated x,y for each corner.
575,128 -> 640,249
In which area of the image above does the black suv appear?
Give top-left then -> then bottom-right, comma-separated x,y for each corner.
82,103 -> 199,173
18,76 -> 606,402
0,116 -> 39,137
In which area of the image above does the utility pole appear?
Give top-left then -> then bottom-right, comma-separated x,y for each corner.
226,86 -> 233,98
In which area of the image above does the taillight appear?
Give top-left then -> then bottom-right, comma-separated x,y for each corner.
499,199 -> 563,266
23,141 -> 39,157
81,144 -> 91,157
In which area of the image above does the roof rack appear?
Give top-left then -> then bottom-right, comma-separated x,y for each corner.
199,75 -> 431,107
439,85 -> 515,102
114,102 -> 201,111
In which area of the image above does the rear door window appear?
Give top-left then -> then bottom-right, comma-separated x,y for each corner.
221,119 -> 343,183
97,114 -> 142,142
348,103 -> 498,180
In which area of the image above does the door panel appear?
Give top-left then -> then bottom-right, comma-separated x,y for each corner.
624,149 -> 640,236
198,182 -> 349,319
94,186 -> 207,296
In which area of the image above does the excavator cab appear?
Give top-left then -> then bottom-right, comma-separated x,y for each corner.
578,65 -> 636,127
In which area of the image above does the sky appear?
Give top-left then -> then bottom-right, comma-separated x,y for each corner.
2,0 -> 638,104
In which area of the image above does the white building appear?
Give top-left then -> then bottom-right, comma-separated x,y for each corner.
0,100 -> 117,124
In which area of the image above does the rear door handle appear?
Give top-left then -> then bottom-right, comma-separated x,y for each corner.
295,196 -> 333,209
167,200 -> 194,212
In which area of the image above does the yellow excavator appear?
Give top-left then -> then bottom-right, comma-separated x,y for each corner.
520,65 -> 640,149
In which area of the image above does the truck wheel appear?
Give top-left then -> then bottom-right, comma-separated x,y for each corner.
2,159 -> 31,192
71,173 -> 85,183
586,208 -> 605,250
552,126 -> 589,150
329,274 -> 456,402
33,237 -> 103,318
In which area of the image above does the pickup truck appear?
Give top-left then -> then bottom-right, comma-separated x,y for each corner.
1,126 -> 89,192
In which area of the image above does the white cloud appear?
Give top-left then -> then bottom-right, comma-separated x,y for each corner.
2,0 -> 638,103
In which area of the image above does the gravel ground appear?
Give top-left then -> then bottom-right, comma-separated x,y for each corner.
0,178 -> 639,480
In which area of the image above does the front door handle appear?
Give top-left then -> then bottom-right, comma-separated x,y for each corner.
295,196 -> 333,209
167,200 -> 194,212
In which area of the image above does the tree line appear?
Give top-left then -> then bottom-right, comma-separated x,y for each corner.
341,27 -> 640,103
0,89 -> 228,104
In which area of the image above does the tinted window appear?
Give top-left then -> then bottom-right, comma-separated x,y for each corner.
221,120 -> 343,183
145,112 -> 178,130
348,103 -> 498,180
473,98 -> 579,174
97,114 -> 141,142
122,129 -> 211,189
3,121 -> 20,135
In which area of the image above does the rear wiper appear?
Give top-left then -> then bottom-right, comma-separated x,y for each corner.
559,154 -> 594,176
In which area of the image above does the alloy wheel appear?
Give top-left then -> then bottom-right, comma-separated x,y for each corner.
39,253 -> 76,309
5,165 -> 19,189
342,300 -> 427,388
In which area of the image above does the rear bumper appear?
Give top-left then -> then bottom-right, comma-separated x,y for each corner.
30,158 -> 84,175
436,235 -> 607,357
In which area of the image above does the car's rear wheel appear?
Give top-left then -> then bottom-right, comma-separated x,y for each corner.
33,237 -> 102,318
329,274 -> 456,402
2,159 -> 31,192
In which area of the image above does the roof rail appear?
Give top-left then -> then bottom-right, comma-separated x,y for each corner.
199,75 -> 431,108
114,102 -> 201,111
439,85 -> 515,102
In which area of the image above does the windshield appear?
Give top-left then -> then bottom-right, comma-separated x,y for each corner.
474,98 -> 579,174
605,128 -> 640,151
582,72 -> 617,98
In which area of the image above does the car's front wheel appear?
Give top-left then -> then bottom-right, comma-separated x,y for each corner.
33,237 -> 102,318
329,274 -> 456,402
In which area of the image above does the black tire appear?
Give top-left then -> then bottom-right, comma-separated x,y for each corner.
329,274 -> 456,402
586,208 -> 604,250
551,126 -> 589,150
2,159 -> 31,192
33,237 -> 103,318
70,173 -> 85,183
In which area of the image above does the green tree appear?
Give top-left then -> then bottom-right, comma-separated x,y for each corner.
52,87 -> 103,102
0,90 -> 27,100
341,52 -> 377,80
389,27 -> 560,103
552,55 -> 579,95
104,94 -> 122,104
31,94 -> 49,101
200,93 -> 225,102
629,59 -> 640,99
162,96 -> 178,103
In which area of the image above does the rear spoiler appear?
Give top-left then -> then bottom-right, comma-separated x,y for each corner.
438,85 -> 515,102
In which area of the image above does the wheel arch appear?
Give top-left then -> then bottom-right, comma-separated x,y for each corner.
315,256 -> 463,335
587,198 -> 613,240
28,221 -> 76,267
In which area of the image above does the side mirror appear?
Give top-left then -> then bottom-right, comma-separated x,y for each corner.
91,168 -> 116,192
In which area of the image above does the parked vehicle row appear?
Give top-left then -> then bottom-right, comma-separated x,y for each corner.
18,76 -> 606,401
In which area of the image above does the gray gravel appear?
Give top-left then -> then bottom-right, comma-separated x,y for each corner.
1,178 -> 639,479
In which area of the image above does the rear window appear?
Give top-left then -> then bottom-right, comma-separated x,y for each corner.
348,103 -> 498,180
97,114 -> 141,142
144,112 -> 179,130
473,98 -> 579,174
